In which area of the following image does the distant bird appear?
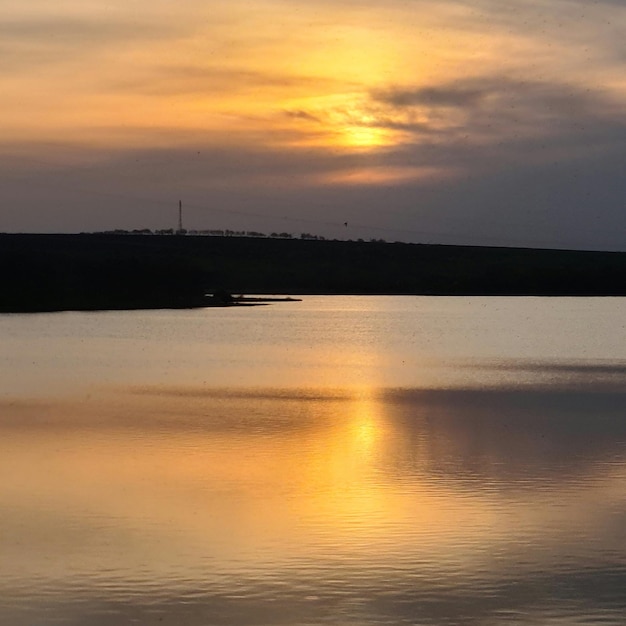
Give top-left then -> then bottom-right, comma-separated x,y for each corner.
344,222 -> 348,227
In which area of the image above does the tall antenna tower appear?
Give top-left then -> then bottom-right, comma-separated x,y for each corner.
178,200 -> 183,233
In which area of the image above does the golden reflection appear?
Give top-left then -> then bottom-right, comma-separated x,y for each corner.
4,386 -> 622,583
317,388 -> 384,482
351,399 -> 379,454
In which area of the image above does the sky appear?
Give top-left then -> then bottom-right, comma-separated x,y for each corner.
1,0 -> 625,249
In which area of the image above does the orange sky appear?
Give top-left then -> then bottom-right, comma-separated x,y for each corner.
2,0 -> 625,247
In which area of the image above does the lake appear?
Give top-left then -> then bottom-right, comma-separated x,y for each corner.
1,296 -> 626,625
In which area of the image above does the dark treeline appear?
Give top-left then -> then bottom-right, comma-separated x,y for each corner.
1,233 -> 626,312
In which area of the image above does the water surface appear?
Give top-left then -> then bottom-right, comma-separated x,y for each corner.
1,297 -> 625,625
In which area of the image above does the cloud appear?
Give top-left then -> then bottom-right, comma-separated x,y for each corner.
1,0 -> 625,249
284,74 -> 626,171
374,75 -> 621,120
2,117 -> 625,250
0,16 -> 184,72
373,86 -> 486,108
111,66 -> 348,99
0,17 -> 167,41
283,110 -> 324,124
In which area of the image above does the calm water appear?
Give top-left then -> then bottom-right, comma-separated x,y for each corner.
1,296 -> 626,625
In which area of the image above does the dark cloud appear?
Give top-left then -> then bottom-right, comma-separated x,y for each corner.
283,76 -> 624,155
289,75 -> 626,173
373,85 -> 486,108
373,75 -> 621,123
283,109 -> 324,123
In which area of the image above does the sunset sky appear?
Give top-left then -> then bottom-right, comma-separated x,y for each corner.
1,0 -> 625,249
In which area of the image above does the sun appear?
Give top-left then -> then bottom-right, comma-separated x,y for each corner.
341,124 -> 391,149
282,93 -> 402,151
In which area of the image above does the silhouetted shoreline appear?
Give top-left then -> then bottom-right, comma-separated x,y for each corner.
1,233 -> 625,312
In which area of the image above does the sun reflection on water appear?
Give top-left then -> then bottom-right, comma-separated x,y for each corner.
2,380 -> 626,625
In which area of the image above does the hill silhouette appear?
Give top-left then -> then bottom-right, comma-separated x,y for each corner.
1,233 -> 625,312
